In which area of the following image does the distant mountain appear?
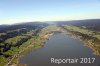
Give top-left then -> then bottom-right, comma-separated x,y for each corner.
0,19 -> 100,32
0,22 -> 48,33
55,19 -> 100,31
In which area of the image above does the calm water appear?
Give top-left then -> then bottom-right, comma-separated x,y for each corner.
20,33 -> 100,66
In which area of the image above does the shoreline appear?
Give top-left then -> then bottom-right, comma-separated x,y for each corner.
18,31 -> 100,66
64,31 -> 100,56
8,33 -> 54,66
6,26 -> 100,66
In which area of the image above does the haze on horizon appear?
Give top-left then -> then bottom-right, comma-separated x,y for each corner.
0,0 -> 100,25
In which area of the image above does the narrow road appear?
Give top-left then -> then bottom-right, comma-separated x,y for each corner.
5,42 -> 34,66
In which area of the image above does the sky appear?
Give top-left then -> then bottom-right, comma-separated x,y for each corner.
0,0 -> 100,25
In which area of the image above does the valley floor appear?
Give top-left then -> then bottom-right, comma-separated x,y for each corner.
0,25 -> 100,66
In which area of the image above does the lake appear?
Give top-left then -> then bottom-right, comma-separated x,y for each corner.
20,33 -> 100,66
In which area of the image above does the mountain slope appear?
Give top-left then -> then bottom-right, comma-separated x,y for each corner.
55,19 -> 100,31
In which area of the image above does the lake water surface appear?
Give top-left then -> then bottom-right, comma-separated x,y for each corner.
20,33 -> 100,66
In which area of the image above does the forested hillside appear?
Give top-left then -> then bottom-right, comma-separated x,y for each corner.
0,22 -> 48,66
55,19 -> 100,31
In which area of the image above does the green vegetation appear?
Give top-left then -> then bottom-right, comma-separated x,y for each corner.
0,28 -> 41,66
40,25 -> 60,36
0,33 -> 6,37
40,25 -> 59,33
64,26 -> 93,35
5,36 -> 27,46
0,24 -> 99,66
0,33 -> 33,66
62,25 -> 100,56
0,56 -> 7,66
0,25 -> 55,66
94,35 -> 100,40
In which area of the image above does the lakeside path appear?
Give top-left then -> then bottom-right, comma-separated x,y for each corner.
5,41 -> 34,66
